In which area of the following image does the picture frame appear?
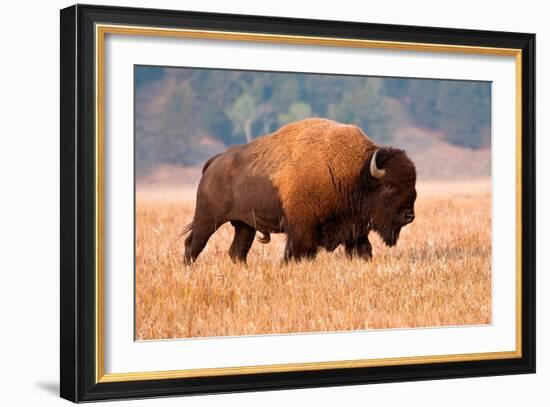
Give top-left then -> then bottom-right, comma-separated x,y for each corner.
60,4 -> 535,403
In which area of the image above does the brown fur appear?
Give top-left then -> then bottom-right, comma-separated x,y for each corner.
183,118 -> 417,264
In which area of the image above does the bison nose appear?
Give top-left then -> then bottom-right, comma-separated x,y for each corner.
405,212 -> 415,223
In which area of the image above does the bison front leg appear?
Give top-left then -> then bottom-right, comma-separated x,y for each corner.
229,221 -> 256,264
345,235 -> 372,260
283,227 -> 319,262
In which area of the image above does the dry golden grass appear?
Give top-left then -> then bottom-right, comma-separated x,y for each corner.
135,179 -> 491,340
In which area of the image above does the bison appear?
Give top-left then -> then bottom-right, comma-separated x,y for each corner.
182,118 -> 416,264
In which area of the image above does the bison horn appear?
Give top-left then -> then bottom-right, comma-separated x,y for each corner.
370,149 -> 386,178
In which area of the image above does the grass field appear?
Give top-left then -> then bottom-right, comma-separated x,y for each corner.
135,179 -> 492,340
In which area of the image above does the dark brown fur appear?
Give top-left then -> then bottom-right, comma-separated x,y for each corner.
183,118 -> 417,264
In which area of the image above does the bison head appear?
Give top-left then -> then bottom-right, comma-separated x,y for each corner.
362,147 -> 417,246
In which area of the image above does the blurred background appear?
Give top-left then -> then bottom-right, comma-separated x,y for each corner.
135,66 -> 491,185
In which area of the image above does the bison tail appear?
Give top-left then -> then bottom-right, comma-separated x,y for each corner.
179,222 -> 193,239
257,232 -> 271,244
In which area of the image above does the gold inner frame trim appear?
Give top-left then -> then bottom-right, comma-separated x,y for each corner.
95,23 -> 523,383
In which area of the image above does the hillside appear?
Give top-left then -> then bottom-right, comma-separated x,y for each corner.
137,125 -> 490,191
135,66 -> 491,177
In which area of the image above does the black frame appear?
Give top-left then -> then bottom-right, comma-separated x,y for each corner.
60,4 -> 536,403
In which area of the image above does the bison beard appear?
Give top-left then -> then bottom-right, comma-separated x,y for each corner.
379,226 -> 402,247
182,118 -> 417,264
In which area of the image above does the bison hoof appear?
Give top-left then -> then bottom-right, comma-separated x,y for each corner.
183,256 -> 195,265
229,255 -> 248,265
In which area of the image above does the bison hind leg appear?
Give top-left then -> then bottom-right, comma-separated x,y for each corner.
183,219 -> 222,264
229,221 -> 256,264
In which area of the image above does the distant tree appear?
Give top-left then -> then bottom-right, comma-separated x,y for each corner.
278,102 -> 313,124
271,77 -> 301,115
135,66 -> 166,87
383,78 -> 491,149
329,78 -> 397,143
202,109 -> 233,145
226,93 -> 258,143
135,66 -> 492,174
404,80 -> 442,130
435,82 -> 491,148
256,103 -> 277,135
303,75 -> 345,117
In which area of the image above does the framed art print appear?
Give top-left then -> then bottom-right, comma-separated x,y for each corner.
60,4 -> 535,402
